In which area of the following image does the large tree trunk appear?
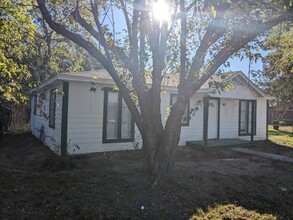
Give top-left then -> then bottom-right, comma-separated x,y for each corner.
141,99 -> 186,179
142,127 -> 181,179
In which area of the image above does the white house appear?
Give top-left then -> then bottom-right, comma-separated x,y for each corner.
30,69 -> 273,155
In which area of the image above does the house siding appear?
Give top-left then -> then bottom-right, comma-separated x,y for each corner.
66,82 -> 205,153
30,82 -> 63,154
66,81 -> 138,154
177,94 -> 204,145
30,72 -> 269,155
212,84 -> 268,141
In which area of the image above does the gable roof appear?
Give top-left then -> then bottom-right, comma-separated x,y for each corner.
31,69 -> 273,99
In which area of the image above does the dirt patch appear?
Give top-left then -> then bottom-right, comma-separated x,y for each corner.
246,140 -> 293,158
0,133 -> 293,219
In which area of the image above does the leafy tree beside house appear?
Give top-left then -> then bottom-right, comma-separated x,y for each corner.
260,26 -> 293,109
252,25 -> 293,126
36,0 -> 293,179
0,0 -> 102,129
0,0 -> 36,105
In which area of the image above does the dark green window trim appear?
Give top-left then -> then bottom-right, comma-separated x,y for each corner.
34,95 -> 37,115
49,88 -> 57,129
266,100 -> 269,140
170,93 -> 190,126
238,99 -> 256,136
103,88 -> 134,143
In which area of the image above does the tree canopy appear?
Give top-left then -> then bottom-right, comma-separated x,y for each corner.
0,0 -> 36,104
259,26 -> 293,108
0,0 -> 102,105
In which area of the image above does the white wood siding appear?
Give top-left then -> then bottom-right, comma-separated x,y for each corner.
178,94 -> 204,145
218,98 -> 239,139
212,83 -> 267,141
67,81 -> 139,154
30,82 -> 63,154
30,76 -> 268,155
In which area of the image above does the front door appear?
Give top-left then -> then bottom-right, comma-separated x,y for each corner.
208,99 -> 219,139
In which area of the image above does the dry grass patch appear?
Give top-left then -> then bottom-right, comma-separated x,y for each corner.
269,125 -> 293,148
191,204 -> 277,220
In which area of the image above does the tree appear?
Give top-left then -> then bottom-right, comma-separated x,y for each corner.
36,0 -> 293,179
258,26 -> 293,109
1,0 -> 103,131
26,7 -> 103,84
0,0 -> 36,104
0,0 -> 101,105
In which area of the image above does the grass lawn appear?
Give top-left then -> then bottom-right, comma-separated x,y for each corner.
269,125 -> 293,148
0,133 -> 293,219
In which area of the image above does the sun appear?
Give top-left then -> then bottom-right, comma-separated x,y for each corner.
152,0 -> 170,22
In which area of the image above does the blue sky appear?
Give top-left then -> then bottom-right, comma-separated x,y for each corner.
224,56 -> 263,76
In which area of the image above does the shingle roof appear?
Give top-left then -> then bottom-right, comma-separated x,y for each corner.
33,69 -> 273,98
58,69 -> 236,89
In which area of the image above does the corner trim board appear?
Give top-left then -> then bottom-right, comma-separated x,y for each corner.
61,82 -> 69,156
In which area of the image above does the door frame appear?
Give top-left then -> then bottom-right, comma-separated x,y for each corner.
208,97 -> 220,140
203,96 -> 220,146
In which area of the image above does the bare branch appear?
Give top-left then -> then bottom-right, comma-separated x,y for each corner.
90,0 -> 112,59
71,10 -> 101,42
130,0 -> 140,67
191,8 -> 293,94
185,2 -> 231,84
179,0 -> 187,82
36,0 -> 143,130
119,0 -> 132,38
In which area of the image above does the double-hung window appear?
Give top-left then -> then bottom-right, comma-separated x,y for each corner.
103,88 -> 134,143
239,100 -> 256,136
170,94 -> 190,126
49,89 -> 56,128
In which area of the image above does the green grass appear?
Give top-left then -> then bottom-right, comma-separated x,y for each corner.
191,204 -> 277,220
268,125 -> 293,148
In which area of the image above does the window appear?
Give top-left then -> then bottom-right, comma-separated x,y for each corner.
170,94 -> 190,126
239,100 -> 256,136
49,89 -> 56,128
103,88 -> 134,143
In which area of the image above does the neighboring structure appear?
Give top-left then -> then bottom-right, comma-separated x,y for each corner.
30,70 -> 273,155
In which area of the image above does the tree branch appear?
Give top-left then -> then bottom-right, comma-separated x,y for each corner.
179,0 -> 187,82
36,0 -> 143,130
90,0 -> 112,59
119,0 -> 132,39
191,8 -> 293,94
185,2 -> 230,84
71,10 -> 100,42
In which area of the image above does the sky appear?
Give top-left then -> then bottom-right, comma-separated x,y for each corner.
224,56 -> 263,76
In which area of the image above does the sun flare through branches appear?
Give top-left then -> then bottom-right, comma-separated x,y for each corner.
152,0 -> 170,22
